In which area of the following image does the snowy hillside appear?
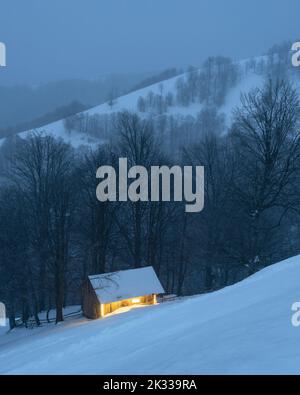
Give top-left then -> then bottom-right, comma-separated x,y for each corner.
1,54 -> 299,151
1,255 -> 300,374
0,57 -> 271,149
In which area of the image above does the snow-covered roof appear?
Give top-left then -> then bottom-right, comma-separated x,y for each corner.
88,266 -> 165,304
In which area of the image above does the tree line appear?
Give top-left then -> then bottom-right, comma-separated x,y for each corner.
1,78 -> 300,328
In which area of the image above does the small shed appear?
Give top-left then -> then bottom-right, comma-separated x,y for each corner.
82,266 -> 165,319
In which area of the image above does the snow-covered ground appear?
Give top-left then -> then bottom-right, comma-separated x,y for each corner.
0,58 -> 268,150
1,255 -> 300,374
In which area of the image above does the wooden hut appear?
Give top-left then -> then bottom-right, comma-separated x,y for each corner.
82,266 -> 165,319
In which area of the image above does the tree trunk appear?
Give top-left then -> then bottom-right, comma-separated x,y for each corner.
38,254 -> 46,311
205,266 -> 214,291
177,215 -> 188,296
134,202 -> 142,268
55,269 -> 64,324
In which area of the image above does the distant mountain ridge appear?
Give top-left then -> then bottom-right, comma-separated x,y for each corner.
1,51 -> 299,150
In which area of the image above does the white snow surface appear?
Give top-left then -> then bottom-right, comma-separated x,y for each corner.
1,255 -> 300,374
0,59 -> 270,149
89,266 -> 165,304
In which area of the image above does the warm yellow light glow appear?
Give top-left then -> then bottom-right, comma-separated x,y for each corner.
99,295 -> 157,319
100,304 -> 105,317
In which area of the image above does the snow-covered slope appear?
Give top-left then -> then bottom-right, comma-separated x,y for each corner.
2,54 -> 300,151
0,58 -> 269,149
1,255 -> 300,374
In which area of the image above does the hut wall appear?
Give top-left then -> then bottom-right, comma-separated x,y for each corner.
82,280 -> 101,319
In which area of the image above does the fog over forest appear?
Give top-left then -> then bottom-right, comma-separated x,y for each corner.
1,0 -> 300,376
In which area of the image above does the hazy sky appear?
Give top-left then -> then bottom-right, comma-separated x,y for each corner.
0,0 -> 299,85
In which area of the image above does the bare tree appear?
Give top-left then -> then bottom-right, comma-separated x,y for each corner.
77,146 -> 118,275
231,78 -> 300,271
10,134 -> 75,323
116,112 -> 157,268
